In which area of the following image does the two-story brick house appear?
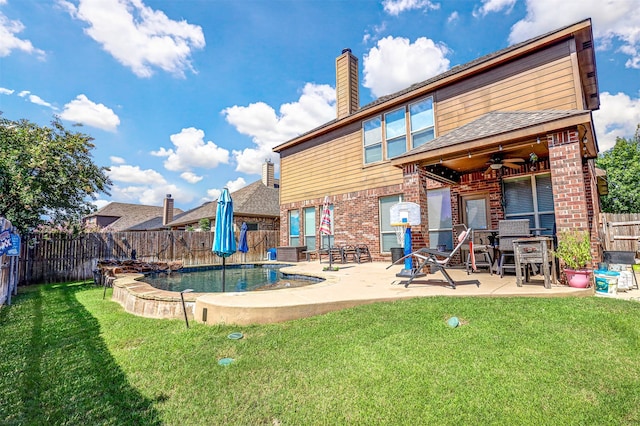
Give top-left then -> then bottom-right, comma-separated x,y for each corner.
274,19 -> 603,264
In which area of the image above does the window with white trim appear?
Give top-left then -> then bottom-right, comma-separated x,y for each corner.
362,97 -> 434,164
380,195 -> 403,253
289,210 -> 300,246
410,97 -> 435,148
363,117 -> 382,164
385,108 -> 407,158
503,173 -> 555,235
427,187 -> 453,250
303,207 -> 316,250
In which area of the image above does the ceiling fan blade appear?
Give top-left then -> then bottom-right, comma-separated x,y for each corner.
503,158 -> 525,163
485,165 -> 495,175
503,162 -> 522,170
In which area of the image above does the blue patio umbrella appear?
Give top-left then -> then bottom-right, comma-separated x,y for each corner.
238,222 -> 249,262
213,188 -> 236,291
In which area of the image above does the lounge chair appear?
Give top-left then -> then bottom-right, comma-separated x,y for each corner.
386,227 -> 477,289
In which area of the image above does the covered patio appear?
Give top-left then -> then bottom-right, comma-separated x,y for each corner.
390,110 -> 604,267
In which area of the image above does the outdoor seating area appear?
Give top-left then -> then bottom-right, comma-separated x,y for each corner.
304,244 -> 373,264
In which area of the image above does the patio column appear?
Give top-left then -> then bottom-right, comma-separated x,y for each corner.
402,163 -> 428,249
548,130 -> 600,264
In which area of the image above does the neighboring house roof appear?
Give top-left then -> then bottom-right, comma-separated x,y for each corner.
394,110 -> 592,159
167,179 -> 280,227
85,202 -> 184,231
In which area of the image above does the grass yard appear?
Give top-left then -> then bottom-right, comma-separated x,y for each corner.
1,281 -> 639,425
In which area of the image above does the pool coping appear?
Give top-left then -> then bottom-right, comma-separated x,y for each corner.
110,262 -> 332,320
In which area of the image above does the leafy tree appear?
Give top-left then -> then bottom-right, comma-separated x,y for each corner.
0,116 -> 111,233
596,125 -> 640,213
199,217 -> 211,231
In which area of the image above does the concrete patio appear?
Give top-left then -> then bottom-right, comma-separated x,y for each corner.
193,260 -> 638,326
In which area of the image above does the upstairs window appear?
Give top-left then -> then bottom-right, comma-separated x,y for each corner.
410,98 -> 435,148
385,108 -> 407,158
362,97 -> 435,164
363,117 -> 382,164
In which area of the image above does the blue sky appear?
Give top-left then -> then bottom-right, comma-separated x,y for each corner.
1,0 -> 639,212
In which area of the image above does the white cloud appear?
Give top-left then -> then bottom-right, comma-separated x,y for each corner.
59,94 -> 120,131
505,0 -> 640,69
202,177 -> 247,203
362,36 -> 451,98
0,9 -> 45,58
16,90 -> 55,108
108,164 -> 166,184
180,171 -> 203,184
151,127 -> 230,172
92,199 -> 110,210
28,94 -> 55,108
593,91 -> 640,152
447,11 -> 459,24
473,0 -> 516,18
382,0 -> 439,16
109,183 -> 194,206
223,82 -> 335,175
110,156 -> 126,164
0,87 -> 14,95
61,0 -> 205,78
204,188 -> 221,202
225,177 -> 247,193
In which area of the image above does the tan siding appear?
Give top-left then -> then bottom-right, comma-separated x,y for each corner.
280,130 -> 403,203
436,57 -> 578,134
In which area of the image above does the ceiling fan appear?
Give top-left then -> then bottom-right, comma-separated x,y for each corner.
484,154 -> 525,175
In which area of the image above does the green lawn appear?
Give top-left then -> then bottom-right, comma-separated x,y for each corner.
1,282 -> 639,425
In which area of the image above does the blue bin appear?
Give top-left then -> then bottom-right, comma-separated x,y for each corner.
267,248 -> 277,261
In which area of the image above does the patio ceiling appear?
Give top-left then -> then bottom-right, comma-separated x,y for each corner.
391,110 -> 597,184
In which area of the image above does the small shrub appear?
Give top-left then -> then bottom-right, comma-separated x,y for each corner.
554,229 -> 591,270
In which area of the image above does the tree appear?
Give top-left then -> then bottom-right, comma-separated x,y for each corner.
0,116 -> 112,233
595,125 -> 640,213
198,217 -> 211,231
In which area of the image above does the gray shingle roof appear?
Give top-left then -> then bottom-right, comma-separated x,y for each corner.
167,179 -> 279,227
394,110 -> 591,159
87,202 -> 184,231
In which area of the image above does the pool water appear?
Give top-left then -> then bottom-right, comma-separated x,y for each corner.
142,264 -> 322,293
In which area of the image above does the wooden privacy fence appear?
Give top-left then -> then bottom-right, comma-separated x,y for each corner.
18,230 -> 280,285
600,213 -> 640,253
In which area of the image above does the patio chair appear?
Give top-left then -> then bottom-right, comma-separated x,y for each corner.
355,244 -> 372,263
455,224 -> 493,275
342,245 -> 359,263
498,219 -> 530,277
386,227 -> 476,289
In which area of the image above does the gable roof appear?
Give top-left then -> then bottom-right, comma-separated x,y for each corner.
86,202 -> 184,231
274,19 -> 597,153
167,179 -> 280,227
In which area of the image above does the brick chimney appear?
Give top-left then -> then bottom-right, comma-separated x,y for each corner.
162,194 -> 174,226
262,160 -> 275,188
335,48 -> 359,119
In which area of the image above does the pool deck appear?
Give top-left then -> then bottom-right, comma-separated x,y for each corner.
110,261 -> 639,326
193,261 -> 639,326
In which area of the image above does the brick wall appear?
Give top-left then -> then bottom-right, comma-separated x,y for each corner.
548,129 -> 600,265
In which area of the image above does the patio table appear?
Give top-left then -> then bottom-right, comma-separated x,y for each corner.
513,236 -> 556,289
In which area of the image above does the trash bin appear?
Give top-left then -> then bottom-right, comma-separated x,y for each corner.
391,247 -> 404,263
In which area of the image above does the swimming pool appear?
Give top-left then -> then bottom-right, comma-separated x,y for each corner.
142,264 -> 323,293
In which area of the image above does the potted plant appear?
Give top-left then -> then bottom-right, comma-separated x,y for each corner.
553,229 -> 592,288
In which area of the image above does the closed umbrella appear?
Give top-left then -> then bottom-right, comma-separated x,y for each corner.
238,222 -> 249,262
319,196 -> 334,269
213,188 -> 236,291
